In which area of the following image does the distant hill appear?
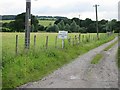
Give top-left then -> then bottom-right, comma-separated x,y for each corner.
36,16 -> 67,20
1,15 -> 67,20
1,15 -> 16,20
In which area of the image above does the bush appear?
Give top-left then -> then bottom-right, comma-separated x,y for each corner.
46,24 -> 59,32
38,25 -> 45,31
2,27 -> 11,32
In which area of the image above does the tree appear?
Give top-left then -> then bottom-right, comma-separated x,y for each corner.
54,19 -> 62,25
31,24 -> 35,32
65,24 -> 71,32
114,21 -> 120,33
99,19 -> 108,25
110,19 -> 117,32
2,22 -> 15,32
98,24 -> 106,33
81,18 -> 93,28
76,25 -> 80,33
13,13 -> 39,32
46,24 -> 59,32
57,20 -> 65,30
70,20 -> 77,32
87,23 -> 96,33
31,15 -> 39,32
38,25 -> 45,31
71,18 -> 80,26
2,15 -> 16,20
54,24 -> 59,32
54,18 -> 71,25
57,23 -> 62,30
79,27 -> 87,33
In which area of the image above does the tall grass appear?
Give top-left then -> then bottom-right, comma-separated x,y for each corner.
2,32 -> 116,89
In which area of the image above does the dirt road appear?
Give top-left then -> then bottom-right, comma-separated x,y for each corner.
20,37 -> 118,88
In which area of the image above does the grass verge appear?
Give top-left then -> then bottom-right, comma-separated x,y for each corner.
91,53 -> 103,64
104,40 -> 118,51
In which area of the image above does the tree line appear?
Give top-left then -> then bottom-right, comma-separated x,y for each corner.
1,15 -> 67,20
1,15 -> 16,20
54,18 -> 120,33
1,13 -> 120,33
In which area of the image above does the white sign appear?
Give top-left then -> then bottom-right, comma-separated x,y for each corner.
58,31 -> 68,39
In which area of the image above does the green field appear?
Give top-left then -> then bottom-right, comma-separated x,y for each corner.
2,32 -> 116,89
0,20 -> 14,23
1,20 -> 55,27
38,20 -> 55,27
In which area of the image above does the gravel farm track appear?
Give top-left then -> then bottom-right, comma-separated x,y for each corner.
20,37 -> 118,88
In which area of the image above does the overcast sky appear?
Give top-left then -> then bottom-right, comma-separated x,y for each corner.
0,0 -> 120,20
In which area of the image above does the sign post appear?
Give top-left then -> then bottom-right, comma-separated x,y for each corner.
25,0 -> 31,49
62,39 -> 64,49
93,4 -> 99,40
58,31 -> 68,49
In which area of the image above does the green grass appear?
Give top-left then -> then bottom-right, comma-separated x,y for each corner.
0,20 -> 54,27
2,33 -> 116,89
91,53 -> 103,64
38,20 -> 55,27
0,20 -> 14,23
104,40 -> 118,51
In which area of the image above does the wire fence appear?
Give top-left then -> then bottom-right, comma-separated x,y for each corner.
14,33 -> 115,55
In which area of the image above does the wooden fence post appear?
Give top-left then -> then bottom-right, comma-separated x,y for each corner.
78,34 -> 80,44
82,35 -> 84,43
92,35 -> 94,40
89,34 -> 90,41
68,36 -> 71,45
34,35 -> 36,48
85,35 -> 87,42
70,36 -> 71,45
93,35 -> 94,41
62,39 -> 65,49
68,37 -> 70,45
15,35 -> 18,55
86,35 -> 89,42
55,36 -> 57,48
46,36 -> 48,49
75,35 -> 77,45
94,35 -> 95,40
72,38 -> 74,46
99,34 -> 101,40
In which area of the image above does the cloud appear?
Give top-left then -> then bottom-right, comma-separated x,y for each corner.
0,0 -> 119,20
